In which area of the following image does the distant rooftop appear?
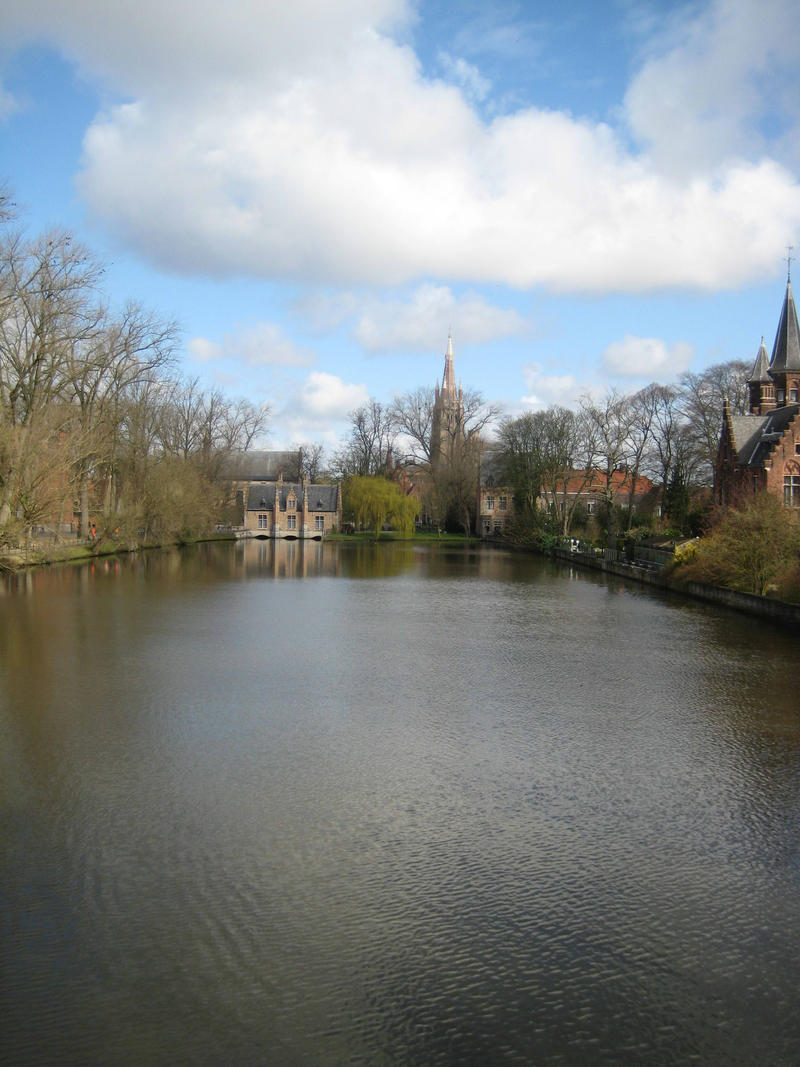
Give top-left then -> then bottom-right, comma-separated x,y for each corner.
219,450 -> 301,482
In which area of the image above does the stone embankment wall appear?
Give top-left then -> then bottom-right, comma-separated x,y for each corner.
552,548 -> 800,629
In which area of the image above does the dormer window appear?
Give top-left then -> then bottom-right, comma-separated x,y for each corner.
287,497 -> 296,510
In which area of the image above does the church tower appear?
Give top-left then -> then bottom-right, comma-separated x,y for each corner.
765,276 -> 800,406
431,334 -> 465,465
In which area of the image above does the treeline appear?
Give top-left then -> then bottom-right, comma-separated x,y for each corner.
329,390 -> 499,533
327,361 -> 748,538
0,195 -> 268,548
497,366 -> 749,542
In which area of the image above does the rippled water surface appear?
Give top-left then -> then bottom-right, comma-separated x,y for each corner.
2,540 -> 800,1065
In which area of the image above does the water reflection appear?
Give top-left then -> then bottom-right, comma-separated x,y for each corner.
2,540 -> 800,1065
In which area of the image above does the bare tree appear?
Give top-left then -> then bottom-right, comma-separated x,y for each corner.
579,389 -> 635,540
221,398 -> 270,453
390,387 -> 436,466
331,400 -> 396,478
678,360 -> 749,481
296,442 -> 326,481
62,302 -> 178,533
392,386 -> 500,468
0,229 -> 104,426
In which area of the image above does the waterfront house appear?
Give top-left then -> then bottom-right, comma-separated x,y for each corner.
244,475 -> 341,538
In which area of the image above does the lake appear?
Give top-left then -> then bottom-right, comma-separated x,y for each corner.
2,539 -> 799,1065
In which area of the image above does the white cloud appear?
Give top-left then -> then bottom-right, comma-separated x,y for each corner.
293,371 -> 369,419
294,283 -> 526,353
187,323 -> 316,368
3,0 -> 800,291
271,370 -> 369,446
521,362 -> 581,408
624,0 -> 800,174
186,337 -> 222,363
0,79 -> 19,120
321,283 -> 525,352
437,51 -> 491,103
293,291 -> 361,333
0,0 -> 410,100
601,335 -> 695,378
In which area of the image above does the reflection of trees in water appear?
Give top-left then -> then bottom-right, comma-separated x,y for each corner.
339,542 -> 418,579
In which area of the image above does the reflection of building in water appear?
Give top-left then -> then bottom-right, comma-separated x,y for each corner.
239,537 -> 342,579
244,475 -> 341,539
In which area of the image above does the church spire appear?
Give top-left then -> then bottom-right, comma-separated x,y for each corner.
431,332 -> 466,467
768,278 -> 800,376
442,333 -> 456,395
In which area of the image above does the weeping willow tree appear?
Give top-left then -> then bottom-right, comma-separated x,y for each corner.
344,476 -> 418,538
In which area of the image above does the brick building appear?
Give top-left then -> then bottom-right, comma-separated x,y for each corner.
715,277 -> 800,507
244,475 -> 341,539
477,449 -> 514,536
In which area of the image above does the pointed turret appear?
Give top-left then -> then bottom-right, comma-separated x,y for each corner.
767,278 -> 800,406
749,338 -> 771,382
769,280 -> 800,376
748,337 -> 774,414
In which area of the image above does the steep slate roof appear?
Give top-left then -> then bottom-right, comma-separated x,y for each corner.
769,280 -> 800,374
748,338 -> 771,382
246,483 -> 339,512
729,406 -> 800,466
220,450 -> 301,481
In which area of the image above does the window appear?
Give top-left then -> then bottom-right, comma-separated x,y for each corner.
778,389 -> 786,403
586,500 -> 597,514
315,515 -> 324,531
257,513 -> 269,529
784,476 -> 800,507
493,521 -> 502,533
486,495 -> 494,511
499,496 -> 507,511
791,389 -> 799,402
795,442 -> 800,456
287,514 -> 297,529
287,496 -> 296,510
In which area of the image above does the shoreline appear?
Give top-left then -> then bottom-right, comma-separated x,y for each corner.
4,533 -> 798,630
549,545 -> 800,629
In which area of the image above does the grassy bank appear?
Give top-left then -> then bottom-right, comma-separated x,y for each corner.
0,531 -> 238,573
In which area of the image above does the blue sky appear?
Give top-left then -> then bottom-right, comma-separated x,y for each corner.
1,0 -> 799,448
